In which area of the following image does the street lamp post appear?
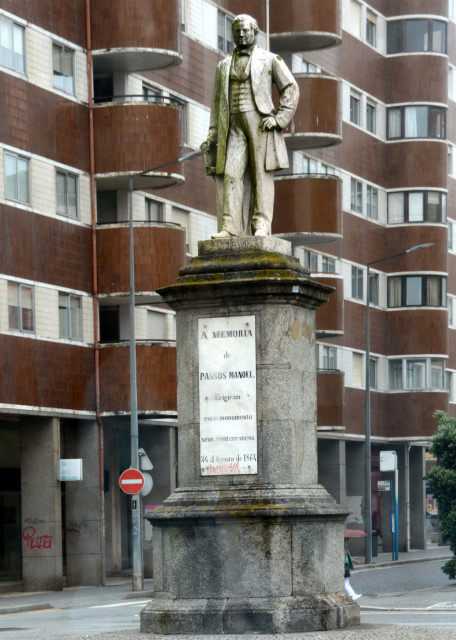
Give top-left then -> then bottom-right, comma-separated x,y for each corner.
364,242 -> 434,564
128,149 -> 201,591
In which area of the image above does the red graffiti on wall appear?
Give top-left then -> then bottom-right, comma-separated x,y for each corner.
22,526 -> 53,549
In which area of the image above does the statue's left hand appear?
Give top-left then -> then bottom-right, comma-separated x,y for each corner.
261,116 -> 278,131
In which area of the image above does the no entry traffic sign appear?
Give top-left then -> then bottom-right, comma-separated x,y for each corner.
119,468 -> 145,495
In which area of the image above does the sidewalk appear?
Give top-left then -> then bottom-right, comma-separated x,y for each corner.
353,542 -> 452,570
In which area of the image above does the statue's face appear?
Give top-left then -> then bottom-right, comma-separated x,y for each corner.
233,21 -> 256,49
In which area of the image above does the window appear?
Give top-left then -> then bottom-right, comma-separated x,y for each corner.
0,17 -> 25,73
322,256 -> 336,273
294,153 -> 318,174
304,250 -> 318,271
388,191 -> 446,224
97,191 -> 117,224
5,152 -> 29,204
387,19 -> 447,54
451,0 -> 455,21
389,357 -> 445,390
59,293 -> 82,340
322,163 -> 336,175
351,178 -> 363,213
366,102 -> 376,134
142,84 -> 160,103
449,220 -> 455,251
366,185 -> 378,220
447,371 -> 453,402
387,106 -> 446,140
52,43 -> 75,94
56,171 -> 78,218
351,266 -> 363,300
217,10 -> 234,54
369,358 -> 378,389
301,60 -> 320,73
352,352 -> 363,386
366,12 -> 377,47
388,275 -> 447,308
8,282 -> 34,332
349,0 -> 362,38
350,93 -> 360,125
322,346 -> 337,370
449,297 -> 454,326
368,273 -> 379,305
146,199 -> 163,222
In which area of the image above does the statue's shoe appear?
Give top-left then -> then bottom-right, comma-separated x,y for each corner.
211,230 -> 234,239
254,229 -> 268,237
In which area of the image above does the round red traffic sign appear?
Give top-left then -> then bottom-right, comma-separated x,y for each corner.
119,468 -> 145,495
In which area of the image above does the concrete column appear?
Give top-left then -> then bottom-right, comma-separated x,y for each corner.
20,417 -> 63,591
104,427 -> 122,575
64,420 -> 101,586
409,446 -> 426,549
317,438 -> 346,504
344,442 -> 365,555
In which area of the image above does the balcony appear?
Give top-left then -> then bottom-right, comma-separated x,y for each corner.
387,55 -> 448,105
315,275 -> 344,338
386,309 -> 448,356
269,0 -> 341,52
386,140 -> 447,190
93,100 -> 185,190
96,223 -> 187,301
284,74 -> 342,150
0,335 -> 95,412
272,174 -> 342,245
317,370 -> 345,428
91,0 -> 182,73
99,343 -> 177,414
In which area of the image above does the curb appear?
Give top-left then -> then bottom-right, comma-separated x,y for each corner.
0,602 -> 54,615
355,555 -> 452,572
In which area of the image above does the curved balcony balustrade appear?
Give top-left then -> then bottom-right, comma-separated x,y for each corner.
272,174 -> 342,245
386,309 -> 448,356
383,391 -> 447,438
383,0 -> 448,17
317,370 -> 345,428
284,74 -> 342,150
315,275 -> 344,338
99,343 -> 177,414
269,0 -> 341,52
94,100 -> 184,191
91,0 -> 181,73
386,141 -> 447,190
96,224 -> 186,301
0,335 -> 95,412
387,55 -> 448,105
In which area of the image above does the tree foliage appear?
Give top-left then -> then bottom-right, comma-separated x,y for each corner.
425,411 -> 456,579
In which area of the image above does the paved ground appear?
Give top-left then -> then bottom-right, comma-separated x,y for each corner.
0,545 -> 453,639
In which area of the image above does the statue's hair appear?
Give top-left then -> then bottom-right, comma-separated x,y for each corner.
232,14 -> 259,35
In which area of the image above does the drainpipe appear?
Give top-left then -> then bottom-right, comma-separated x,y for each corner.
86,0 -> 106,586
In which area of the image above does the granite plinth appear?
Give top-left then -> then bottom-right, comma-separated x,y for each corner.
141,239 -> 358,634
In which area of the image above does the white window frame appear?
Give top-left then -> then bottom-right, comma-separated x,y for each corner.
8,281 -> 35,333
59,292 -> 83,341
52,42 -> 75,94
351,266 -> 364,301
4,152 -> 29,204
0,16 -> 25,73
56,170 -> 78,219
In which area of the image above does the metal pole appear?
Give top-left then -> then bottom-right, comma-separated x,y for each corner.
365,266 -> 372,564
364,243 -> 434,564
395,466 -> 399,561
129,175 -> 143,592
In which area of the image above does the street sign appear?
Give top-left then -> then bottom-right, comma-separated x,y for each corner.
380,450 -> 397,471
119,468 -> 145,495
378,480 -> 391,492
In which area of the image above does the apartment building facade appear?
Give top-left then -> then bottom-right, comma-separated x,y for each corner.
0,0 -> 453,589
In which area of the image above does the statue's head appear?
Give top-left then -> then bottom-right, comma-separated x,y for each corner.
232,14 -> 258,49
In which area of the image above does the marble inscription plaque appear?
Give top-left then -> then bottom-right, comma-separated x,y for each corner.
198,315 -> 257,475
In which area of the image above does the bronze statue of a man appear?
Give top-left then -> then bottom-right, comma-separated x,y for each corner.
202,14 -> 299,238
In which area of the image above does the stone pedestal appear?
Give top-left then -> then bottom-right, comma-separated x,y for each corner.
141,238 -> 359,634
